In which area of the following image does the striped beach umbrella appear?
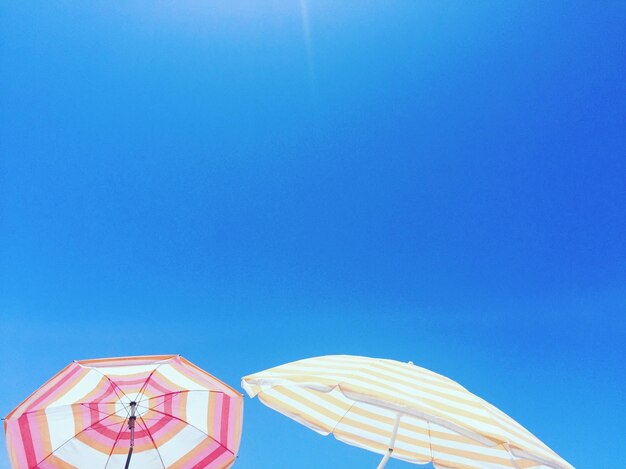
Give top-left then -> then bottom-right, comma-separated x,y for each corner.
5,355 -> 243,469
242,355 -> 572,469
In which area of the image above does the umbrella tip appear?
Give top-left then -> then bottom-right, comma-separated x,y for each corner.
407,361 -> 414,365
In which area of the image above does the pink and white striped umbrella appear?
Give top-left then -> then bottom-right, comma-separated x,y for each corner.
4,355 -> 243,469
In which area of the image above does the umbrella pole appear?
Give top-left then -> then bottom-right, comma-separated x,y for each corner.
124,402 -> 137,469
376,450 -> 392,469
376,413 -> 401,469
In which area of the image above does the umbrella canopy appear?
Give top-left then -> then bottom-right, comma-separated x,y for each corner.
242,355 -> 572,469
5,355 -> 243,469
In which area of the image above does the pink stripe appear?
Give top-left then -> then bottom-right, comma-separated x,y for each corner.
139,413 -> 170,438
78,355 -> 175,368
38,458 -> 60,469
213,394 -> 223,443
145,374 -> 176,395
66,411 -> 127,452
25,363 -> 83,412
226,396 -> 242,450
220,395 -> 230,447
164,394 -> 174,416
84,378 -> 117,405
91,415 -> 124,441
6,420 -> 28,468
28,413 -> 45,463
18,414 -> 37,468
114,376 -> 148,388
191,444 -> 229,469
174,357 -> 234,395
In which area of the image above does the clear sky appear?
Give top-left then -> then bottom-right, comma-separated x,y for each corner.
1,2 -> 624,468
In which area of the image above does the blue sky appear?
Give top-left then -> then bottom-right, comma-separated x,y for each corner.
1,1 -> 624,468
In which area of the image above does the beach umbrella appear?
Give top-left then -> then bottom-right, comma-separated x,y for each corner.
242,355 -> 572,469
5,355 -> 243,469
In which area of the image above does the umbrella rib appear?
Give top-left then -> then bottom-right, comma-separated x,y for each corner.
89,420 -> 131,430
329,401 -> 356,435
138,390 -> 228,432
17,401 -> 122,418
34,408 -> 123,467
78,402 -> 131,423
132,356 -> 178,405
136,404 -> 234,456
333,386 -> 498,447
136,413 -> 166,469
87,366 -> 132,405
426,420 -> 434,464
103,415 -> 129,469
132,363 -> 165,405
136,390 -> 183,413
141,389 -> 225,403
503,443 -> 522,469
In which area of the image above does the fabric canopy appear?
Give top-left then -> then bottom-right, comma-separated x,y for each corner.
242,355 -> 572,469
5,355 -> 243,468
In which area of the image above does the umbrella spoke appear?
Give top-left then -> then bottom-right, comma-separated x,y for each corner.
34,409 -> 122,467
79,402 -> 128,420
132,363 -> 166,405
18,402 -> 121,419
103,415 -> 129,469
87,366 -> 132,406
136,412 -> 166,468
135,404 -> 234,456
139,389 -> 225,411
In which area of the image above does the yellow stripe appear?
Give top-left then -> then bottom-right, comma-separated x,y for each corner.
259,391 -> 335,434
243,355 -> 572,469
257,368 -> 488,416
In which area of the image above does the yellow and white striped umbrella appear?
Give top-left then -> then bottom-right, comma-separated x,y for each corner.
242,355 -> 572,469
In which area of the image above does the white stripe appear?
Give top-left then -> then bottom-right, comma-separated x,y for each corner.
52,436 -> 108,467
157,424 -> 208,467
261,388 -> 339,431
88,364 -> 159,376
287,386 -> 352,417
186,391 -> 210,435
312,355 -> 460,389
279,358 -> 467,397
157,364 -> 208,392
251,374 -> 505,443
47,369 -> 103,408
337,404 -> 514,462
105,448 -> 163,469
45,405 -> 76,453
256,368 -> 488,416
429,445 -> 514,469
